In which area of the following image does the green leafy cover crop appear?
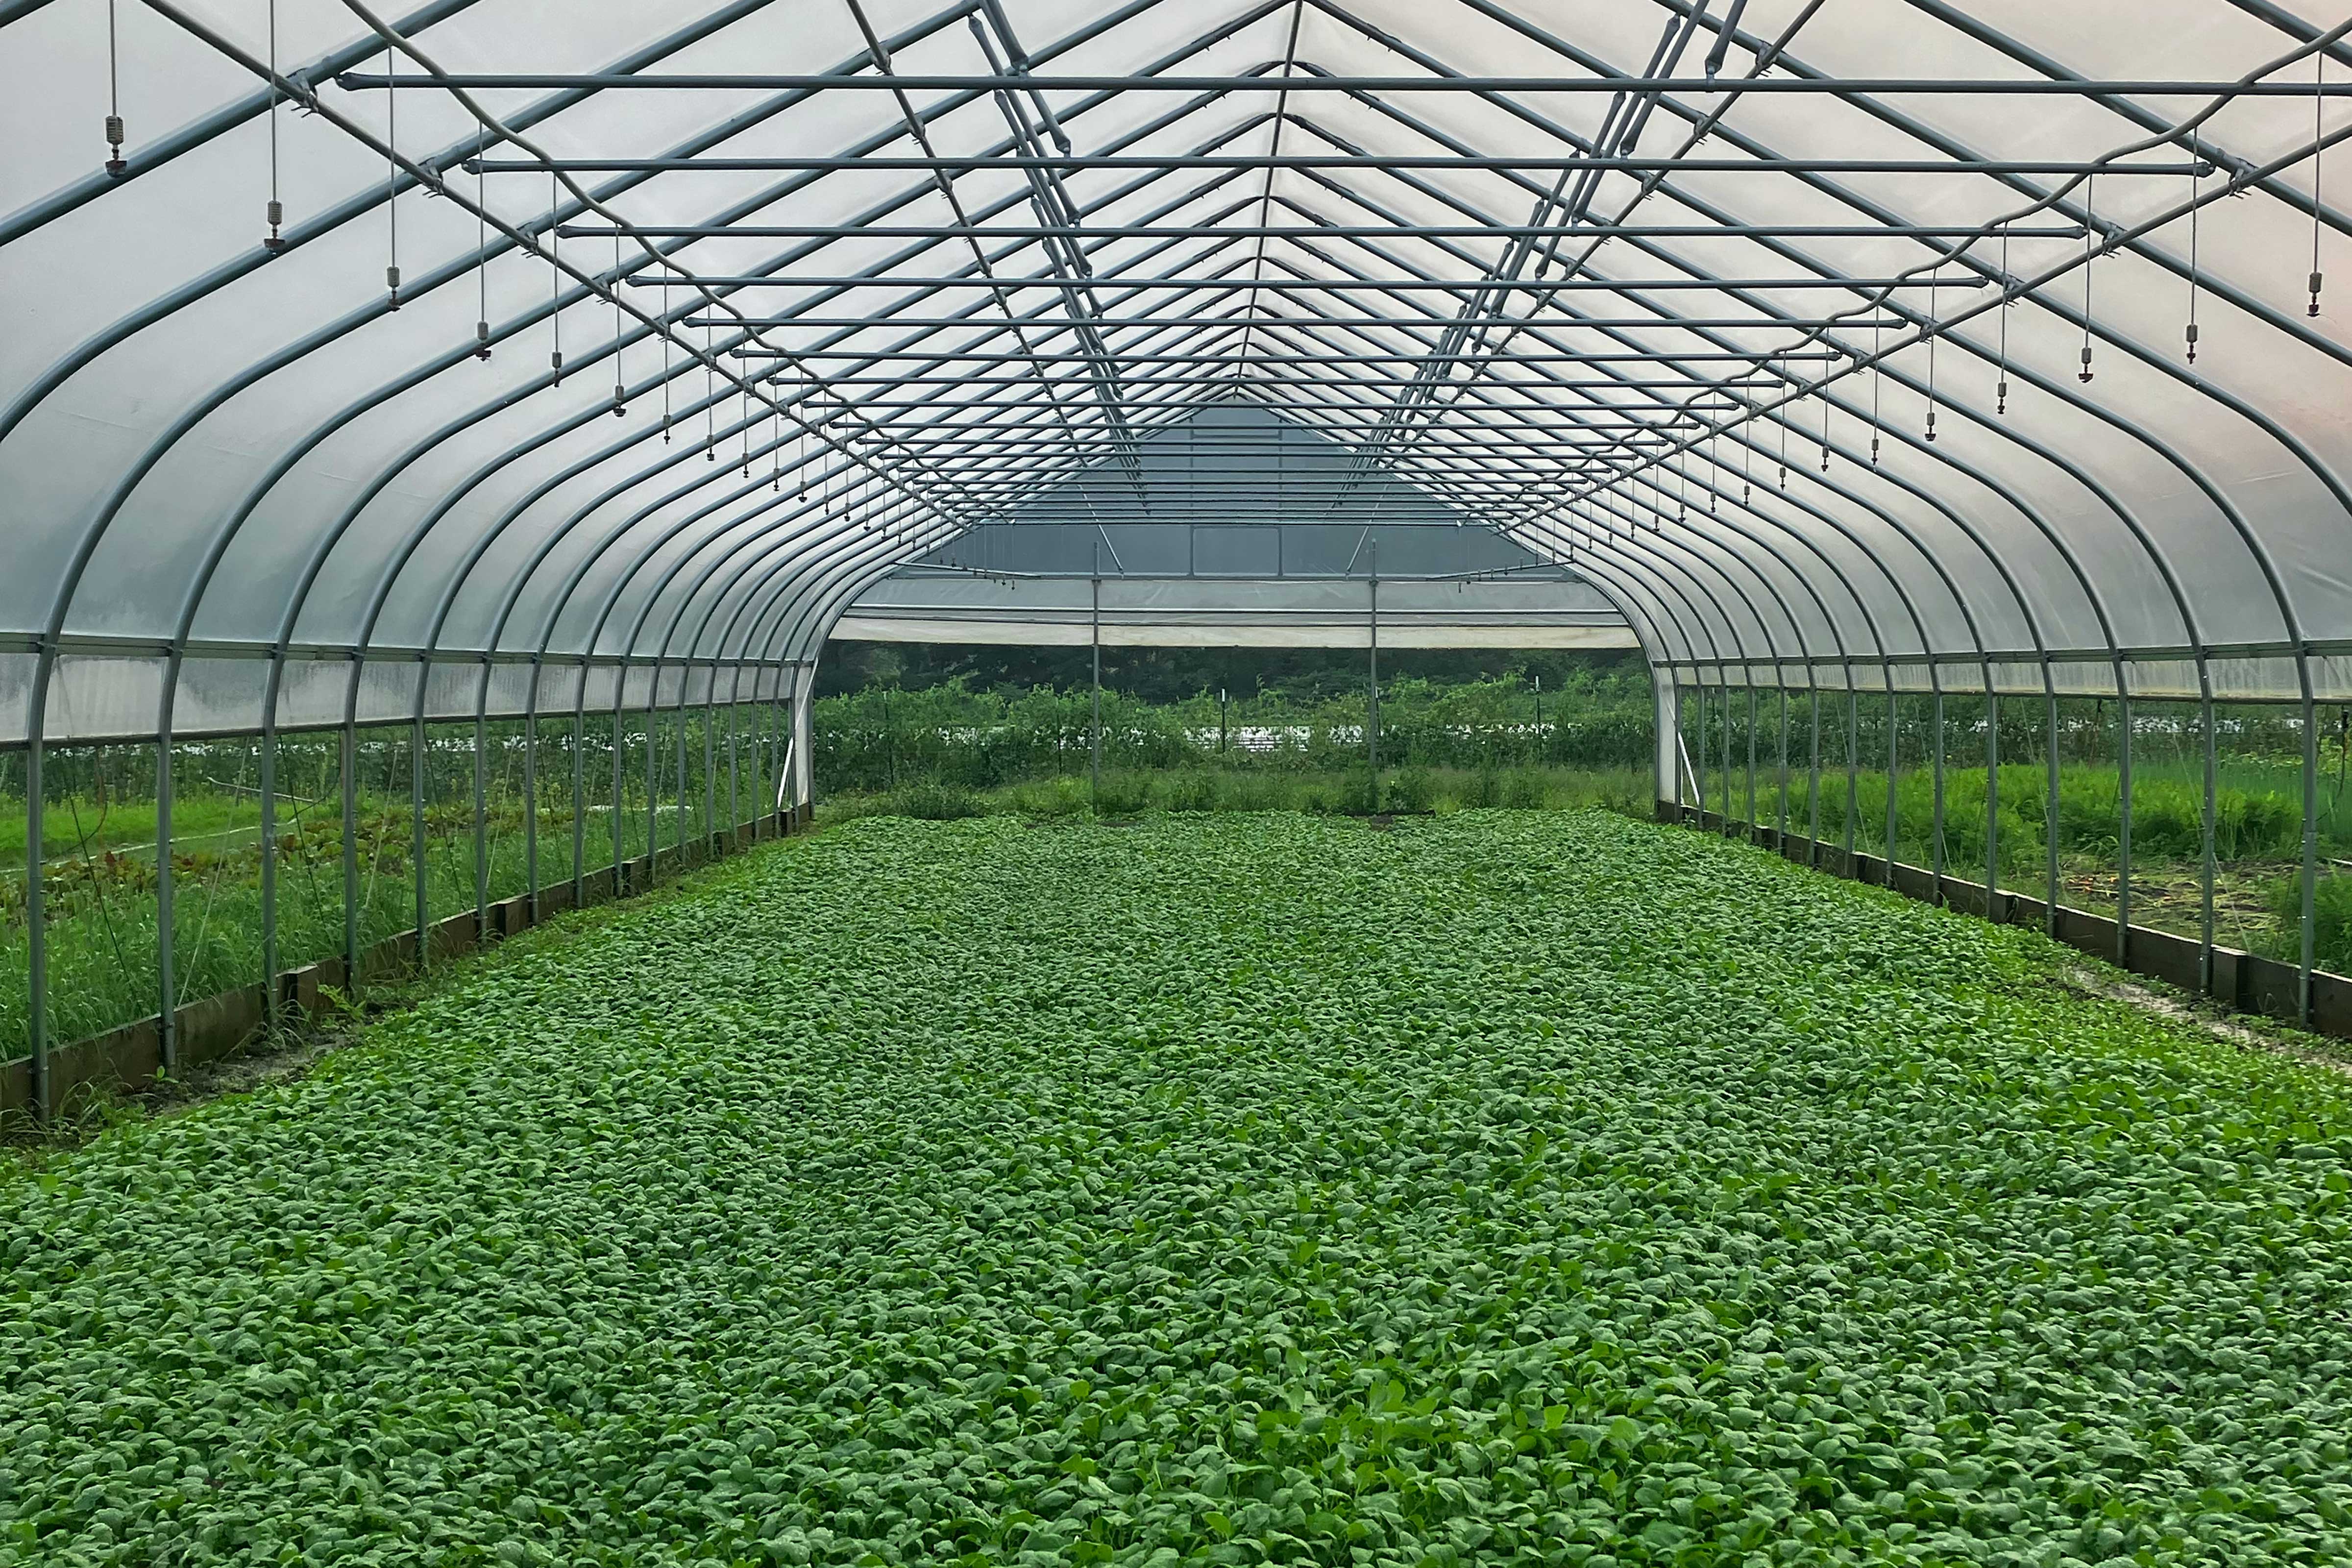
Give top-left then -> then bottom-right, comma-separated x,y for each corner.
5,812 -> 2351,1565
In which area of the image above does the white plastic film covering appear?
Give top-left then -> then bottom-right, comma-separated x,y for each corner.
41,656 -> 163,746
840,569 -> 1641,649
0,655 -> 33,747
4,0 -> 2352,740
531,661 -> 583,713
352,655 -> 425,725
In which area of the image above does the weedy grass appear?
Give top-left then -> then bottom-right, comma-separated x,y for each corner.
4,812 -> 2352,1565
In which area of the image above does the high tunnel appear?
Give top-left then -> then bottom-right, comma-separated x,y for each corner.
6,0 -> 2352,1110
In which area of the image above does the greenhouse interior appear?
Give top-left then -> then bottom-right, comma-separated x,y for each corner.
7,0 -> 2352,1560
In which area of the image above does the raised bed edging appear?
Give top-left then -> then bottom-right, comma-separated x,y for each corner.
2,803 -> 816,1118
1656,801 -> 2352,1043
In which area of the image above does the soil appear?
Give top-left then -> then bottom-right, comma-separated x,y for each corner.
2053,964 -> 2352,1081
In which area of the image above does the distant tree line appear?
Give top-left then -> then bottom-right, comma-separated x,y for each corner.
815,640 -> 1650,705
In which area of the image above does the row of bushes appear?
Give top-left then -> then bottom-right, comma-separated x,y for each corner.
813,678 -> 1657,792
1737,764 -> 2321,868
828,766 -> 1658,826
1688,691 -> 2335,769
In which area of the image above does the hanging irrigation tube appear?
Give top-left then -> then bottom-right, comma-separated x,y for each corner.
1542,22 -> 2352,528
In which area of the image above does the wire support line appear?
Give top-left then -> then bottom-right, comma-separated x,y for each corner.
633,275 -> 1993,291
696,377 -> 1780,389
472,154 -> 2216,175
720,349 -> 1842,362
556,222 -> 2093,240
682,315 -> 1909,329
337,72 -> 2352,96
868,427 -> 1740,441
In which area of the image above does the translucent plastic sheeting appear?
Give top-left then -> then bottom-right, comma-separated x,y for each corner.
0,652 -> 800,746
1686,654 -> 2352,701
833,616 -> 1643,650
837,570 -> 1640,649
5,0 -> 2352,724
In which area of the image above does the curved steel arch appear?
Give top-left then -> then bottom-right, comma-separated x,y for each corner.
1300,10 -> 2183,666
13,0 -> 2352,1108
308,45 -> 1304,678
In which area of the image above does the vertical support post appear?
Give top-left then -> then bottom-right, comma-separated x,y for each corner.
792,670 -> 814,821
1657,669 -> 1684,817
1744,686 -> 1757,839
411,704 -> 429,972
2117,676 -> 2134,965
1533,673 -> 1543,763
771,686 -> 790,832
524,664 -> 541,923
1219,687 -> 1228,756
701,679 -> 717,858
727,679 -> 741,837
774,688 -> 792,832
156,680 -> 177,1074
24,718 -> 43,1120
2300,679 -> 2320,1025
1984,683 -> 2002,922
1806,684 -> 1821,865
1884,683 -> 1900,886
1667,679 -> 1684,814
1368,552 -> 1381,775
1721,677 -> 1735,836
260,684 -> 279,1029
673,685 -> 688,862
1844,685 -> 1858,864
610,682 -> 627,894
2199,677 -> 2217,993
1931,687 -> 1947,904
1775,684 -> 1789,850
570,692 -> 587,904
471,705 -> 489,944
2045,683 -> 2061,936
1089,560 -> 1102,803
1693,680 -> 1708,822
341,720 -> 358,994
644,691 -> 660,880
774,675 -> 787,827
